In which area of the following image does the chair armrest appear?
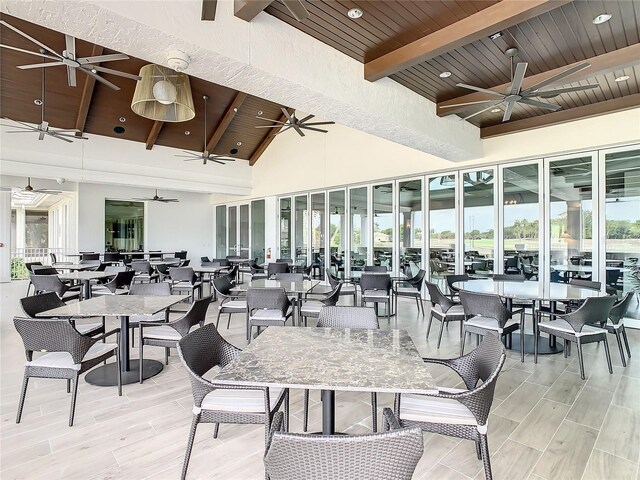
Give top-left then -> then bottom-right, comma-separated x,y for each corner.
91,328 -> 120,343
266,411 -> 285,453
382,407 -> 402,431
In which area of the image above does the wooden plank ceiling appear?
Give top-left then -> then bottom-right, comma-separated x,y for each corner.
264,0 -> 640,136
0,13 -> 285,163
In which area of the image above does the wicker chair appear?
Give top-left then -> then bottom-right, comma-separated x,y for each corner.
267,262 -> 290,277
492,273 -> 525,281
273,273 -> 304,281
364,265 -> 387,272
212,276 -> 247,329
302,306 -> 379,433
535,296 -> 616,379
265,409 -> 423,480
327,271 -> 357,305
392,269 -> 426,315
130,261 -> 159,283
360,273 -> 392,322
30,274 -> 81,301
24,262 -> 43,296
459,291 -> 524,362
177,323 -> 289,480
604,292 -> 634,366
128,282 -> 172,345
138,295 -> 211,383
13,317 -> 121,426
91,270 -> 135,296
425,281 -> 466,348
299,284 -> 342,327
246,288 -> 293,343
169,267 -> 203,302
394,334 -> 506,480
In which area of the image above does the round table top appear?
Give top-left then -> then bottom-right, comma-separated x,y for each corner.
453,279 -> 606,302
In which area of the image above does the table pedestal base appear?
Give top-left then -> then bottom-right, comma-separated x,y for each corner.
507,333 -> 563,355
321,390 -> 335,435
85,359 -> 163,386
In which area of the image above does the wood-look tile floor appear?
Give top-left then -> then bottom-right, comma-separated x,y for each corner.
1,280 -> 639,479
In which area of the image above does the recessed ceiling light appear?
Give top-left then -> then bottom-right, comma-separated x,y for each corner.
257,110 -> 263,116
119,117 -> 126,123
184,130 -> 191,135
347,8 -> 363,19
592,13 -> 612,24
34,99 -> 42,106
233,108 -> 238,113
90,68 -> 97,74
490,108 -> 501,113
236,141 -> 242,146
614,75 -> 630,82
439,71 -> 452,78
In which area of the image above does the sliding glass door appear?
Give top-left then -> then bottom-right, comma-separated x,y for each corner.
228,206 -> 237,256
251,200 -> 265,264
279,197 -> 292,260
349,187 -> 368,274
463,169 -> 496,275
328,189 -> 345,278
398,179 -> 423,277
373,183 -> 394,271
215,205 -> 226,258
428,174 -> 457,282
294,195 -> 308,268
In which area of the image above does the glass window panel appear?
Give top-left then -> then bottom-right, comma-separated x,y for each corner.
429,175 -> 456,282
329,190 -> 345,278
605,149 -> 640,298
279,198 -> 292,260
251,200 -> 265,264
25,211 -> 48,248
503,164 -> 539,278
311,193 -> 326,276
215,205 -> 226,258
464,170 -> 495,274
399,179 -> 422,277
294,195 -> 308,267
228,206 -> 237,256
549,156 -> 593,283
373,183 -> 393,271
239,204 -> 249,258
349,187 -> 368,273
105,200 -> 144,252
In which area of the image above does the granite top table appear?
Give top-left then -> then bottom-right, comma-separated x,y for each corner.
214,327 -> 437,434
57,271 -> 116,300
231,278 -> 320,294
52,263 -> 97,271
40,295 -> 188,386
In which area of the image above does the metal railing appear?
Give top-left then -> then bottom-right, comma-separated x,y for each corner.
10,247 -> 71,279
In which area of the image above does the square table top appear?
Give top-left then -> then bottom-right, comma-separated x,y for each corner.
57,271 -> 116,281
232,279 -> 320,294
193,266 -> 229,274
51,264 -> 96,271
213,327 -> 437,394
38,295 -> 189,318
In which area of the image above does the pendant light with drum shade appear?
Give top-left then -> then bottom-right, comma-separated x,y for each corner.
131,64 -> 195,122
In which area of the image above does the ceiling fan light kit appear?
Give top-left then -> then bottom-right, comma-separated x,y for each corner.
131,64 -> 195,122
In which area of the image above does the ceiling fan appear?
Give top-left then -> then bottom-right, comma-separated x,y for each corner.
0,20 -> 141,91
442,48 -> 599,122
0,177 -> 62,194
176,95 -> 243,165
256,108 -> 335,137
132,189 -> 179,203
1,63 -> 87,143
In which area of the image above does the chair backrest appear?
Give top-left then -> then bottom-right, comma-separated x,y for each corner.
170,295 -> 212,336
175,251 -> 188,260
493,274 -> 525,282
569,278 -> 601,290
20,292 -> 65,318
445,274 -> 470,294
505,257 -> 519,268
113,270 -> 136,289
406,269 -> 426,289
155,263 -> 171,275
321,284 -> 342,307
359,273 -> 391,293
50,253 -> 58,264
226,255 -> 241,261
213,258 -> 231,266
364,265 -> 387,272
170,267 -> 196,283
31,266 -> 58,275
608,292 -> 634,325
247,287 -> 290,314
81,253 -> 100,261
129,282 -> 171,296
149,250 -> 162,259
14,317 -> 93,364
200,256 -> 211,263
212,276 -> 234,297
264,418 -> 423,480
459,291 -> 511,327
276,258 -> 292,264
131,260 -> 152,275
326,271 -> 341,289
180,259 -> 191,267
425,281 -> 455,311
103,252 -> 121,263
563,295 -> 617,332
268,262 -> 290,277
30,275 -> 66,297
25,262 -> 43,273
317,306 -> 379,328
274,273 -> 304,281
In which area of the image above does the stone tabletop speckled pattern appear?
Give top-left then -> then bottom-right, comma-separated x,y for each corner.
38,295 -> 189,318
232,279 -> 320,294
57,271 -> 115,281
213,327 -> 437,394
454,279 -> 606,301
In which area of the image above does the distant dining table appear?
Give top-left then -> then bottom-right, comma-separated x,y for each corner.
39,294 -> 188,385
56,270 -> 116,300
52,263 -> 97,272
453,279 -> 606,354
213,327 -> 437,434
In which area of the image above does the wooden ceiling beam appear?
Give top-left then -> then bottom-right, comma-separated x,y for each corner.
201,0 -> 217,21
74,44 -> 103,135
249,107 -> 292,166
481,93 -> 640,138
145,121 -> 164,150
206,92 -> 247,153
364,0 -> 571,82
234,0 -> 273,21
438,43 -> 640,116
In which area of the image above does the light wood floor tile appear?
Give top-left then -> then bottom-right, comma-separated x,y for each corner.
475,439 -> 541,480
493,382 -> 548,422
613,375 -> 640,410
565,385 -> 615,430
595,405 -> 640,463
420,462 -> 472,480
544,372 -> 585,405
509,398 -> 571,451
582,448 -> 638,480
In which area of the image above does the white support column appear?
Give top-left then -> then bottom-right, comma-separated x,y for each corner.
0,191 -> 11,282
16,205 -> 26,249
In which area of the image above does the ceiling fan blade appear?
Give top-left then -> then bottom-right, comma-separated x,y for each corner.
77,53 -> 129,64
83,69 -> 120,90
456,83 -> 504,97
518,98 -> 561,111
292,125 -> 305,137
38,131 -> 45,140
3,130 -> 37,133
297,114 -> 315,123
502,102 -> 516,122
64,35 -> 76,60
0,44 -> 60,60
182,157 -> 202,161
440,99 -> 500,109
254,124 -> 284,128
275,125 -> 294,135
201,0 -> 217,20
510,62 -> 528,95
521,62 -> 590,94
534,84 -> 600,97
302,121 -> 335,126
0,21 -> 63,58
1,123 -> 36,130
461,101 -> 503,121
87,65 -> 141,81
17,61 -> 65,69
67,65 -> 77,87
300,126 -> 329,133
52,132 -> 87,139
2,118 -> 38,129
282,0 -> 310,21
210,159 -> 226,165
33,189 -> 61,194
47,132 -> 74,143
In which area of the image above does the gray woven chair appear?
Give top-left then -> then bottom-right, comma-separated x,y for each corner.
327,271 -> 357,305
131,260 -> 159,283
30,274 -> 81,301
393,269 -> 426,315
91,270 -> 135,296
128,282 -> 172,345
246,288 -> 293,343
169,267 -> 203,302
302,306 -> 379,433
299,283 -> 342,327
267,262 -> 290,277
138,295 -> 211,383
212,276 -> 247,329
459,290 -> 524,362
177,323 -> 289,480
536,295 -> 616,379
425,281 -> 466,348
265,408 -> 423,480
492,273 -> 525,281
364,265 -> 387,272
395,334 -> 506,480
24,262 -> 43,296
13,317 -> 121,426
273,273 -> 304,281
604,292 -> 633,366
360,273 -> 392,322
